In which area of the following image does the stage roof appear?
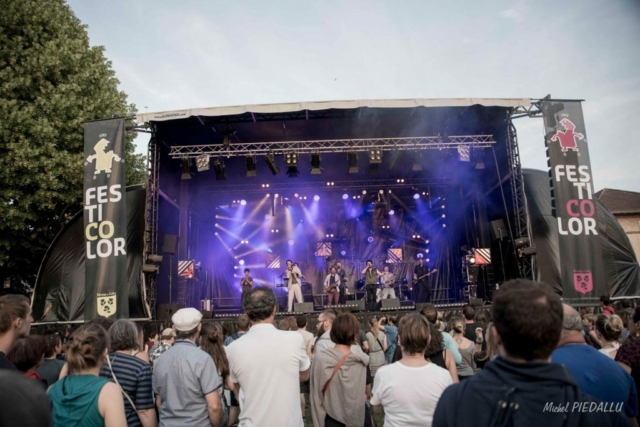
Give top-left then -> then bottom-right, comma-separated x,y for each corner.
136,98 -> 532,123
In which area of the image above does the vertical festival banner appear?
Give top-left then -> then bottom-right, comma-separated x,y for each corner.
542,101 -> 606,302
83,118 -> 128,320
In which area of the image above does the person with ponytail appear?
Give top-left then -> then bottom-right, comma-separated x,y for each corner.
596,314 -> 624,359
48,323 -> 127,427
199,323 -> 231,427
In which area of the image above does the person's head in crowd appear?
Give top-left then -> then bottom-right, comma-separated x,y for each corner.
369,317 -> 380,334
582,313 -> 596,330
595,314 -> 623,344
0,370 -> 52,427
43,334 -> 62,359
8,336 -> 46,374
317,310 -> 336,336
621,299 -> 633,309
424,321 -> 445,358
296,315 -> 308,330
475,310 -> 489,326
236,313 -> 250,332
449,317 -> 465,335
387,315 -> 397,326
493,279 -> 563,362
600,295 -> 612,308
0,295 -> 33,353
398,313 -> 431,356
579,307 -> 592,318
172,307 -> 204,341
627,307 -> 640,338
619,308 -> 633,329
66,323 -> 109,374
243,286 -> 277,323
159,328 -> 175,345
330,313 -> 359,346
108,319 -> 140,353
199,323 -> 229,380
277,318 -> 292,331
462,304 -> 475,322
132,321 -> 146,351
420,304 -> 438,325
442,312 -> 455,332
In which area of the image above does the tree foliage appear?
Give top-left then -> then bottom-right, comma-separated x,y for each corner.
0,0 -> 146,293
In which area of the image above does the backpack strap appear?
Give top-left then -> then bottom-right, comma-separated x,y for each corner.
322,352 -> 352,395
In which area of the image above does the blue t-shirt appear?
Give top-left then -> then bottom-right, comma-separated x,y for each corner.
552,343 -> 638,416
384,325 -> 398,355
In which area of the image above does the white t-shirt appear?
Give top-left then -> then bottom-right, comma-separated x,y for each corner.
226,323 -> 311,427
371,361 -> 453,427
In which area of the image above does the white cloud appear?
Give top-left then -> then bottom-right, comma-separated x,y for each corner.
501,2 -> 529,21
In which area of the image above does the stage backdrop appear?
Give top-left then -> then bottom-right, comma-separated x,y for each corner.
542,101 -> 607,303
83,118 -> 128,319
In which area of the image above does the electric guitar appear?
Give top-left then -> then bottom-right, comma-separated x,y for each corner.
324,275 -> 340,293
415,269 -> 438,281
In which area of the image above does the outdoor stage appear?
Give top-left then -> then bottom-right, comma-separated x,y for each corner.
138,98 -> 533,319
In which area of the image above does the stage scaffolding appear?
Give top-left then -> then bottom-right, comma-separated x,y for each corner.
143,136 -> 160,318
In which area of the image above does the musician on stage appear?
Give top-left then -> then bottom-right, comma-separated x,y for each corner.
335,262 -> 347,304
379,265 -> 396,300
362,260 -> 380,311
240,268 -> 253,299
324,267 -> 341,305
413,257 -> 434,303
285,260 -> 304,312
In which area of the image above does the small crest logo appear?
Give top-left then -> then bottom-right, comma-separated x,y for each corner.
85,137 -> 123,179
551,118 -> 584,153
97,293 -> 117,318
573,270 -> 593,294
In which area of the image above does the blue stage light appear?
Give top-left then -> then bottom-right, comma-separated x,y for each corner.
239,259 -> 245,265
240,200 -> 247,206
413,193 -> 420,200
342,194 -> 348,200
388,210 -> 395,215
314,195 -> 320,201
367,236 -> 374,243
288,240 -> 294,246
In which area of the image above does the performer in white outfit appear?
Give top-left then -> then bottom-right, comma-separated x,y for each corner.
379,265 -> 396,300
285,259 -> 304,312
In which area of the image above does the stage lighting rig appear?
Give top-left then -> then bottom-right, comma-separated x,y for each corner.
369,149 -> 382,164
196,154 -> 210,172
283,151 -> 299,177
310,153 -> 322,174
222,127 -> 236,147
348,152 -> 359,174
213,158 -> 226,180
245,155 -> 257,177
181,158 -> 192,180
265,153 -> 280,175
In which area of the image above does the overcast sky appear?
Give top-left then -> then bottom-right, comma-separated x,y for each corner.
67,0 -> 640,192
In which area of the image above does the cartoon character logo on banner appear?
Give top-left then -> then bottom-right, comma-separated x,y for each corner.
551,118 -> 584,154
97,293 -> 117,318
573,271 -> 593,295
85,136 -> 123,179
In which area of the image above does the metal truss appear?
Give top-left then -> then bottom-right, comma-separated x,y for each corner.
143,136 -> 160,317
506,116 -> 532,279
169,135 -> 496,159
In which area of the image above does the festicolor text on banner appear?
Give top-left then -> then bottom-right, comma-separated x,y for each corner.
542,100 -> 606,302
83,118 -> 128,320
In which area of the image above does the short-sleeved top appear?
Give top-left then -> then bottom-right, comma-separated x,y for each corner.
384,325 -> 398,354
616,337 -> 640,412
554,343 -> 638,417
153,340 -> 222,427
150,342 -> 172,369
297,329 -> 314,352
371,362 -> 453,426
414,264 -> 429,281
99,353 -> 154,427
226,323 -> 310,427
37,358 -> 65,387
366,331 -> 386,367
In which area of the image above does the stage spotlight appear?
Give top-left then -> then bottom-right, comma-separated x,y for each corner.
181,158 -> 192,180
416,253 -> 424,259
240,200 -> 247,206
369,149 -> 382,164
239,259 -> 245,265
412,152 -> 423,171
313,195 -> 320,201
142,264 -> 160,274
271,229 -> 275,233
442,214 -> 446,218
310,153 -> 322,174
426,258 -> 430,262
362,190 -> 367,195
288,239 -> 294,245
352,196 -> 356,199
285,152 -> 298,167
148,254 -> 164,264
468,257 -> 476,265
425,239 -> 430,244
457,145 -> 471,162
442,205 -> 445,209
442,223 -> 447,228
275,194 -> 279,198
245,155 -> 257,177
341,250 -> 347,256
342,194 -> 349,200
426,249 -> 430,254
213,158 -> 225,180
222,127 -> 236,147
294,193 -> 299,198
379,189 -> 384,194
389,210 -> 395,215
367,236 -> 374,243
196,154 -> 210,172
214,223 -> 219,227
348,152 -> 359,174
265,153 -> 280,175
234,266 -> 238,270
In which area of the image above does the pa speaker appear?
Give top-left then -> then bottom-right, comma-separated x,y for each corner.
349,300 -> 365,312
162,234 -> 179,254
381,298 -> 400,309
157,303 -> 184,321
294,302 -> 314,313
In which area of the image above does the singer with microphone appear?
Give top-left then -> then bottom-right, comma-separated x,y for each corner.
285,260 -> 304,312
362,260 -> 380,311
240,268 -> 253,301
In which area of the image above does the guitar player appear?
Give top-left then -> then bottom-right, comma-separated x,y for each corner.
379,265 -> 396,300
324,267 -> 341,305
413,257 -> 437,303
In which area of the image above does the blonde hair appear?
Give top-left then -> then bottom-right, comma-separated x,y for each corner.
450,316 -> 465,334
66,324 -> 108,374
596,314 -> 624,342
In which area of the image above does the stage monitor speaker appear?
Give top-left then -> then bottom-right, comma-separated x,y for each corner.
162,234 -> 179,254
349,300 -> 365,312
294,302 -> 314,313
157,303 -> 184,321
489,219 -> 507,241
201,310 -> 213,319
381,298 -> 400,309
469,298 -> 483,307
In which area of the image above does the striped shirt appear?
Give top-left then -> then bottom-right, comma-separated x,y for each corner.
100,353 -> 154,427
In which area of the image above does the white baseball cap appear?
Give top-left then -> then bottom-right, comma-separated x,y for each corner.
171,308 -> 203,331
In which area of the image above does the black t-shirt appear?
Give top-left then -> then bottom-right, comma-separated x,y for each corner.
464,322 -> 485,342
414,264 -> 430,281
0,352 -> 16,371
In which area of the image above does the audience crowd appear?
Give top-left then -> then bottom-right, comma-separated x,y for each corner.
0,283 -> 639,427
